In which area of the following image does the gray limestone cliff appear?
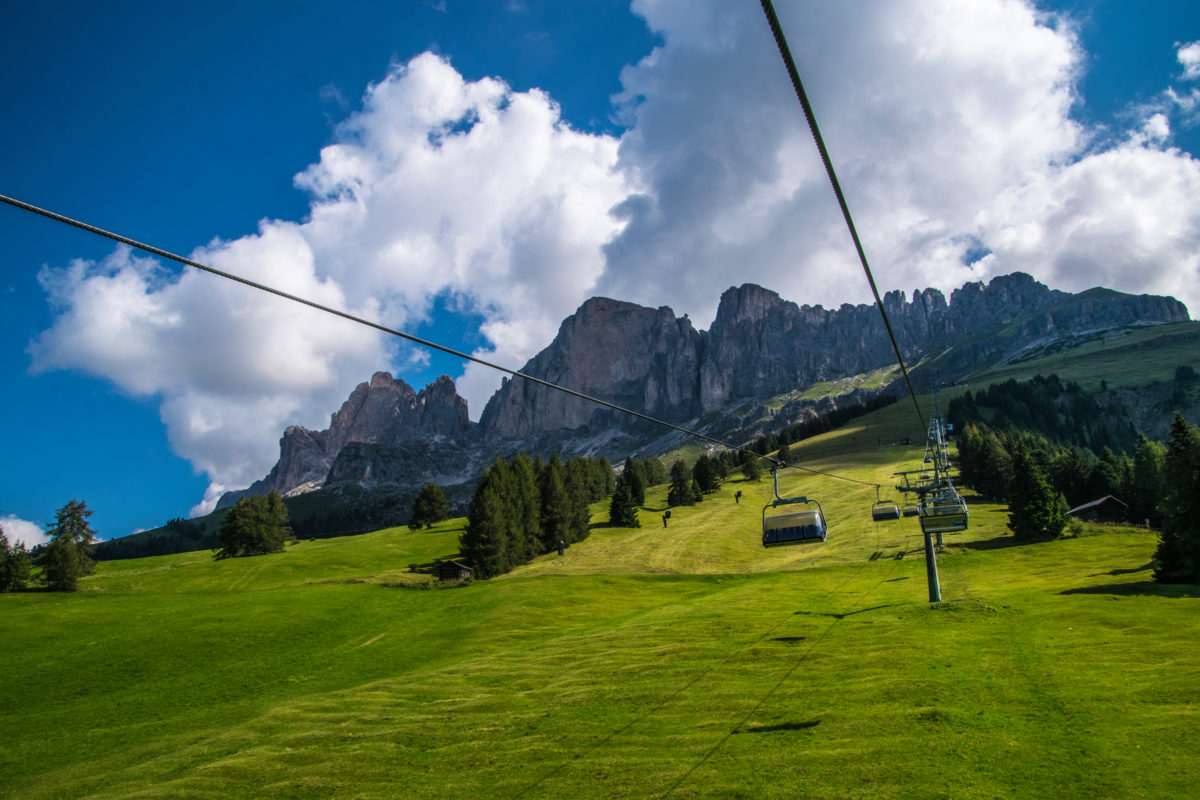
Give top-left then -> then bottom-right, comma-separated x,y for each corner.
216,373 -> 474,509
219,273 -> 1189,507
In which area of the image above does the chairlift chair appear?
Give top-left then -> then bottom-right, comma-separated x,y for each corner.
761,465 -> 828,546
763,499 -> 827,546
902,502 -> 920,517
919,490 -> 969,534
871,485 -> 901,521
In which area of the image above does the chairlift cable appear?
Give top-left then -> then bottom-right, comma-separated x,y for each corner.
2,191 -> 867,484
758,0 -> 928,436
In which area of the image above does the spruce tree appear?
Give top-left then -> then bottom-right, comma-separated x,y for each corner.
667,459 -> 695,507
564,458 -> 593,542
622,457 -> 646,507
741,457 -> 763,483
462,470 -> 510,578
1153,414 -> 1200,583
215,491 -> 289,559
0,525 -> 32,592
609,476 -> 641,528
509,455 -> 543,561
776,444 -> 792,465
693,454 -> 719,493
410,482 -> 450,530
539,455 -> 572,550
42,499 -> 97,591
1129,436 -> 1166,528
1007,444 -> 1068,541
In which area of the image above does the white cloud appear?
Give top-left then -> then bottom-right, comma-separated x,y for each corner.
33,53 -> 629,510
32,4 -> 1200,515
2,515 -> 47,549
1179,40 -> 1200,81
596,0 -> 1199,322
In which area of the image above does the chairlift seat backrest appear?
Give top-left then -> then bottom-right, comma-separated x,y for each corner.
871,501 -> 901,521
763,508 -> 827,546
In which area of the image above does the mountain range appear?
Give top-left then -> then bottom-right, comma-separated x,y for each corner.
218,272 -> 1189,509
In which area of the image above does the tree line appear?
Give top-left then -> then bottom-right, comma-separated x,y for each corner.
948,374 -> 1139,454
957,412 -> 1200,583
1,499 -> 97,592
460,454 -> 615,578
746,393 -> 899,456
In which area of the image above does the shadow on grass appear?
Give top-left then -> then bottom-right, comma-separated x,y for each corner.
735,720 -> 820,735
1060,581 -> 1200,598
771,636 -> 807,643
1091,562 -> 1153,577
957,535 -> 1023,551
793,603 -> 901,620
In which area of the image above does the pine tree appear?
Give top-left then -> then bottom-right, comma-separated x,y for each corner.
1129,436 -> 1166,528
1007,444 -> 1068,541
539,455 -> 572,551
409,482 -> 450,530
215,491 -> 290,559
741,457 -> 763,483
1153,414 -> 1200,583
693,454 -> 719,493
609,476 -> 641,527
509,455 -> 544,562
667,459 -> 695,507
462,470 -> 510,578
42,499 -> 97,591
622,457 -> 646,507
776,444 -> 792,465
0,525 -> 32,592
563,458 -> 592,543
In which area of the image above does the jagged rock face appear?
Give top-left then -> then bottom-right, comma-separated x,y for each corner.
698,273 -> 1189,412
216,373 -> 474,509
220,273 -> 1190,510
479,297 -> 704,440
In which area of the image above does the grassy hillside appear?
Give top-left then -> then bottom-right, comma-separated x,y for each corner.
3,402 -> 1197,799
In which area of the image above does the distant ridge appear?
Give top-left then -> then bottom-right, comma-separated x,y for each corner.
219,272 -> 1189,509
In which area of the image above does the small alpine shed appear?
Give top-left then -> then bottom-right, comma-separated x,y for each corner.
437,560 -> 472,582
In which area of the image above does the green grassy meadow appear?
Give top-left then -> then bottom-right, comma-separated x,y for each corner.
3,401 -> 1198,799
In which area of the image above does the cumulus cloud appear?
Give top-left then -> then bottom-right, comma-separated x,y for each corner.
2,514 -> 47,549
32,53 -> 628,512
1179,40 -> 1200,81
602,0 -> 1200,321
31,3 -> 1200,515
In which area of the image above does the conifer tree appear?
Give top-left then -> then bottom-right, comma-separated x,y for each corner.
215,491 -> 290,559
1153,414 -> 1200,583
1129,436 -> 1166,528
693,454 -> 719,493
539,455 -> 572,550
599,457 -> 616,496
622,457 -> 646,507
462,470 -> 510,578
42,499 -> 97,591
776,444 -> 792,465
564,458 -> 593,542
509,454 -> 543,562
409,482 -> 450,530
667,459 -> 695,507
741,457 -> 763,483
609,476 -> 641,528
0,524 -> 32,592
1007,444 -> 1068,541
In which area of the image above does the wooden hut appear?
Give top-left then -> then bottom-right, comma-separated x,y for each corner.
437,560 -> 472,582
1067,496 -> 1128,524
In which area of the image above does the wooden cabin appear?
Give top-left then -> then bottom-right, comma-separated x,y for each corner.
436,560 -> 472,582
1067,496 -> 1128,524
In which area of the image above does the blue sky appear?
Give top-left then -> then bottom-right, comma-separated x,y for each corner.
2,0 -> 1198,543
